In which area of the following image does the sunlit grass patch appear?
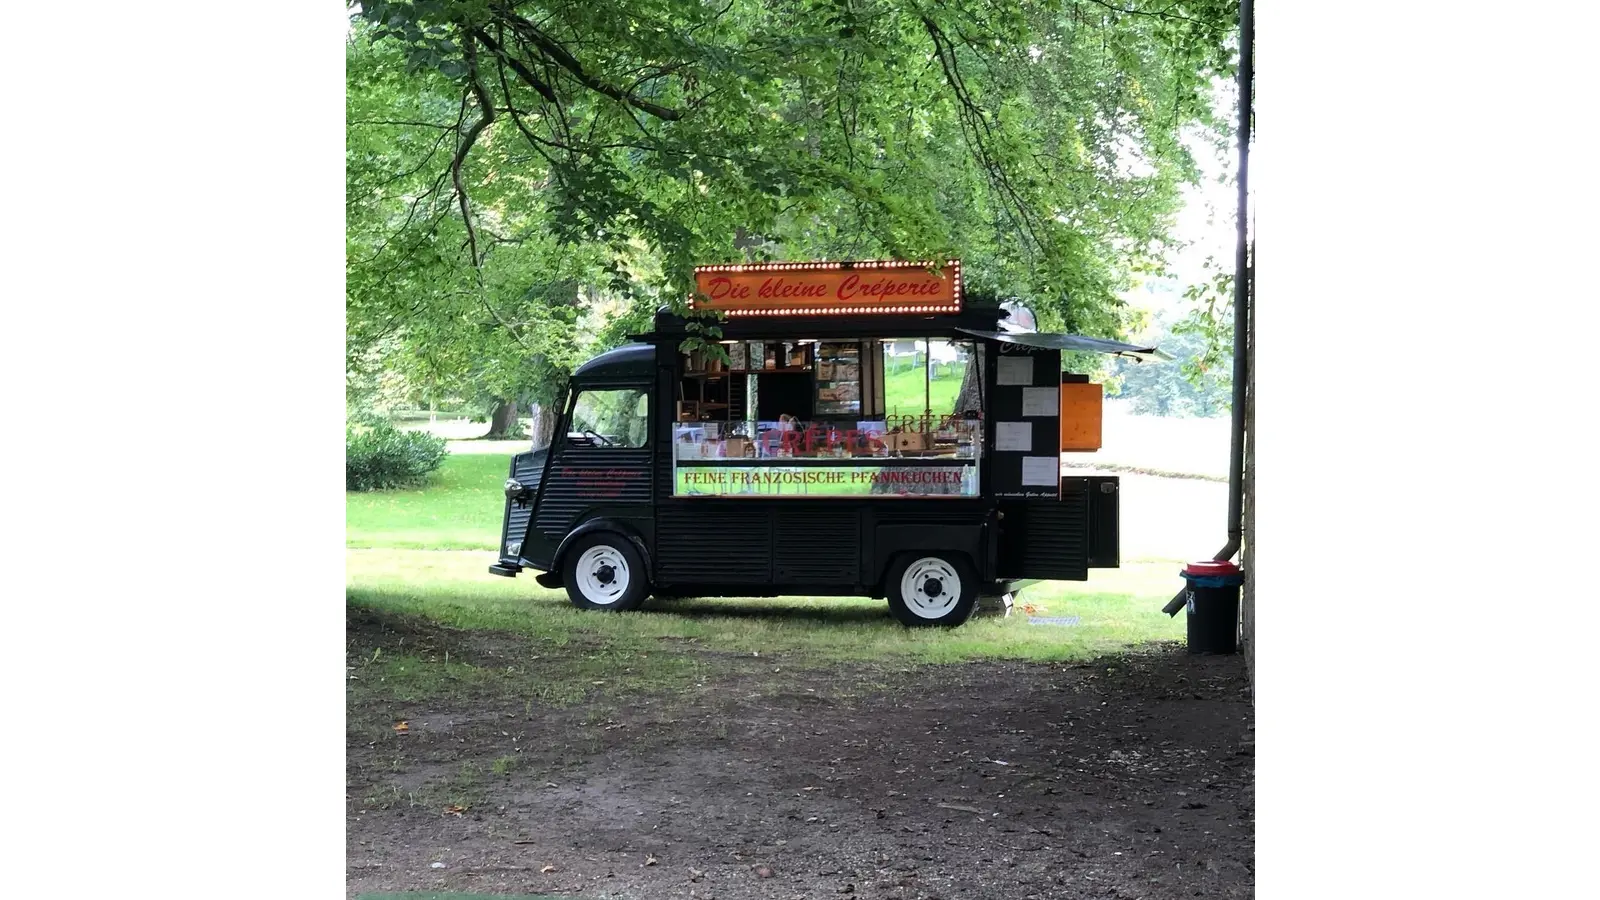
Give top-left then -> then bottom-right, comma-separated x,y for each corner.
347,454 -> 510,550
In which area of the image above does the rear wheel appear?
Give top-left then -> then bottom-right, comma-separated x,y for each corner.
886,553 -> 978,627
562,534 -> 648,611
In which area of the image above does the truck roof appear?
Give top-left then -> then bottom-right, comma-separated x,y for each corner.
572,342 -> 655,380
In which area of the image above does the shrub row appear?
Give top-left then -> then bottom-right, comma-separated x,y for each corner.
346,420 -> 449,491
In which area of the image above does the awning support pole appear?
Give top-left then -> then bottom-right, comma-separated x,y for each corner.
1164,0 -> 1252,617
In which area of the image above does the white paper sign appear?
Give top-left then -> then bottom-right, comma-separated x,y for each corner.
996,421 -> 1032,452
1022,456 -> 1059,486
1021,386 -> 1058,417
997,356 -> 1033,386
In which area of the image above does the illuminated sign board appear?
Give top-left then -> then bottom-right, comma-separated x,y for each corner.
675,464 -> 978,498
670,418 -> 980,498
691,260 -> 962,317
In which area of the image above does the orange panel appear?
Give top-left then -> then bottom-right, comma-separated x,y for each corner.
1060,382 -> 1103,451
691,260 -> 962,316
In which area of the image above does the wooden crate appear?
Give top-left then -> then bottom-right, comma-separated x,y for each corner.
890,431 -> 931,452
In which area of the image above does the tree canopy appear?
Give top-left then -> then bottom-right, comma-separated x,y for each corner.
1109,301 -> 1232,417
346,0 -> 1237,425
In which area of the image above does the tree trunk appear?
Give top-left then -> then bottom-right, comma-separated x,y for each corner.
486,400 -> 519,439
529,401 -> 558,448
953,349 -> 986,418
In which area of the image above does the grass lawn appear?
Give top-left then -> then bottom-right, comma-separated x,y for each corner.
348,449 -> 1188,707
349,548 -> 1184,668
347,454 -> 509,550
883,361 -> 962,416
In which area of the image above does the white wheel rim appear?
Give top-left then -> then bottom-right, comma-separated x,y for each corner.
575,545 -> 630,605
900,557 -> 961,619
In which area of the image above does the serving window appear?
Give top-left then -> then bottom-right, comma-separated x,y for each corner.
672,339 -> 984,497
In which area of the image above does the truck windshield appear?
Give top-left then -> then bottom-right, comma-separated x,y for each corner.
569,388 -> 649,448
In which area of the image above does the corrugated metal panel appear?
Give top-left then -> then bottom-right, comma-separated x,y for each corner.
656,506 -> 772,583
774,509 -> 861,583
534,449 -> 652,538
1021,493 -> 1088,579
501,451 -> 545,554
655,452 -> 676,500
996,494 -> 1088,580
871,508 -> 982,527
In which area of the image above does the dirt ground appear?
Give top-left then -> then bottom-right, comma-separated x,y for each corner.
348,612 -> 1254,899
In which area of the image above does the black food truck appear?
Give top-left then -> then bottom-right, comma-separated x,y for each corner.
490,260 -> 1164,627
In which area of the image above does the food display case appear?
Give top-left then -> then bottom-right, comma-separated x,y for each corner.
814,341 -> 862,417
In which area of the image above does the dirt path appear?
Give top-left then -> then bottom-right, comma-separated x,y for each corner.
348,616 -> 1253,899
1094,473 -> 1229,563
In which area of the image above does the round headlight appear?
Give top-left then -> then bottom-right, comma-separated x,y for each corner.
506,541 -> 522,556
504,478 -> 524,497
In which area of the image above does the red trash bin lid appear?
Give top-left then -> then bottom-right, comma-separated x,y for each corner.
1183,560 -> 1241,577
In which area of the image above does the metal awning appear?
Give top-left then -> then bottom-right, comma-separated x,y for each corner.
956,329 -> 1171,362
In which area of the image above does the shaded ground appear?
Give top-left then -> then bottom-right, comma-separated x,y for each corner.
348,609 -> 1253,899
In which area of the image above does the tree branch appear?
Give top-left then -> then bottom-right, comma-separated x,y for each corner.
1080,0 -> 1215,30
349,119 -> 457,129
447,34 -> 533,353
496,16 -> 683,120
451,57 -> 494,269
920,14 -> 1044,254
472,26 -> 558,104
370,128 -> 453,190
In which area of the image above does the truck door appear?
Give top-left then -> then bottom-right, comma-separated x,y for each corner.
531,384 -> 655,546
994,477 -> 1119,581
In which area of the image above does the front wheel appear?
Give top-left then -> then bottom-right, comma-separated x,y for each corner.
562,534 -> 648,611
886,553 -> 979,627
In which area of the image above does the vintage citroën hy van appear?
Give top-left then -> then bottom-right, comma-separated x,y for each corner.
490,260 -> 1163,627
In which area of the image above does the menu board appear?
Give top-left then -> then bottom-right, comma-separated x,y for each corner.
1021,387 -> 1059,417
996,421 -> 1032,452
988,347 -> 1063,499
997,356 -> 1033,385
1021,456 -> 1060,486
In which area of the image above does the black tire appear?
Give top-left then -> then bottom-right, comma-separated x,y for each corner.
561,533 -> 649,611
885,552 -> 979,628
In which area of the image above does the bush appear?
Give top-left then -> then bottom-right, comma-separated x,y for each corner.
346,420 -> 449,491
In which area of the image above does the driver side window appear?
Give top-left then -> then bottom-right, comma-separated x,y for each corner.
569,389 -> 649,449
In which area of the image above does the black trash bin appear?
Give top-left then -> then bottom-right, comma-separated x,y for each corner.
1181,560 -> 1244,654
